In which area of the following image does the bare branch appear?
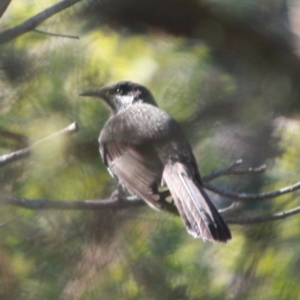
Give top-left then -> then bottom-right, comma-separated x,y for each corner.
33,29 -> 79,39
2,149 -> 300,225
2,180 -> 300,226
204,181 -> 300,201
203,159 -> 266,182
0,0 -> 82,44
0,122 -> 79,167
0,194 -> 144,210
218,202 -> 242,214
203,159 -> 243,181
225,205 -> 300,224
3,192 -> 300,227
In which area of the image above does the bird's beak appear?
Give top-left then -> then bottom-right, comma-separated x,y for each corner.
79,89 -> 107,99
80,88 -> 116,112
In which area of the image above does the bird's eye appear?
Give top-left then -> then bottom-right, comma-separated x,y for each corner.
115,84 -> 130,95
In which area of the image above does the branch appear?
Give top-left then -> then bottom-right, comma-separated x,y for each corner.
33,29 -> 79,39
225,205 -> 300,224
2,154 -> 300,225
0,194 -> 144,210
0,122 -> 79,167
3,192 -> 300,226
204,181 -> 300,201
0,0 -> 11,18
203,159 -> 266,182
0,0 -> 82,44
218,202 -> 242,214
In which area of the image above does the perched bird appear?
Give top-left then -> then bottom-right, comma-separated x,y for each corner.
80,81 -> 231,242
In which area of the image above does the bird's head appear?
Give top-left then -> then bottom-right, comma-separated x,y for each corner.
80,81 -> 157,114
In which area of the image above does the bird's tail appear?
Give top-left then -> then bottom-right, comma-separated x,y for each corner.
162,161 -> 231,242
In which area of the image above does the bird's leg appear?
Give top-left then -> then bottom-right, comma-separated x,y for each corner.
117,183 -> 127,198
110,183 -> 127,202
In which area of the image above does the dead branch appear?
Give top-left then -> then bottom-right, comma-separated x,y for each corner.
218,202 -> 242,214
33,29 -> 79,39
203,159 -> 266,182
0,122 -> 79,167
0,0 -> 82,44
225,205 -> 300,224
0,194 -> 144,210
204,181 -> 300,201
2,140 -> 300,225
2,191 -> 300,226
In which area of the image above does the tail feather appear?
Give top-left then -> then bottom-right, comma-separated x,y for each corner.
163,161 -> 231,242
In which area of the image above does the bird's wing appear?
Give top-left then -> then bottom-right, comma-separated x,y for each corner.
101,140 -> 163,210
163,161 -> 231,242
99,107 -> 168,210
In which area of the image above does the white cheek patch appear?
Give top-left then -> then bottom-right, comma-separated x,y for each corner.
116,95 -> 134,106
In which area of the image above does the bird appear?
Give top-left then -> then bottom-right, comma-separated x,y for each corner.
80,81 -> 231,242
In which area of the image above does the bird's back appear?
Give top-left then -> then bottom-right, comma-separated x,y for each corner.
99,102 -> 231,242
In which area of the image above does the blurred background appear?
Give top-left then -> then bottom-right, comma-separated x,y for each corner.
1,0 -> 300,299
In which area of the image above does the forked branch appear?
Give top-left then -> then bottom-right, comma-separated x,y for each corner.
0,0 -> 82,44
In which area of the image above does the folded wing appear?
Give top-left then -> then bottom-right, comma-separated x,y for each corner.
101,141 -> 163,210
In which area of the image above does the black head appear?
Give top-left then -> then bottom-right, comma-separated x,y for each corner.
80,81 -> 157,113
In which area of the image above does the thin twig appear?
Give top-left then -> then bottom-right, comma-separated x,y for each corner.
203,159 -> 266,182
33,29 -> 79,39
204,181 -> 300,200
225,205 -> 300,224
0,122 -> 79,167
218,202 -> 242,214
0,0 -> 82,44
203,159 -> 243,181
